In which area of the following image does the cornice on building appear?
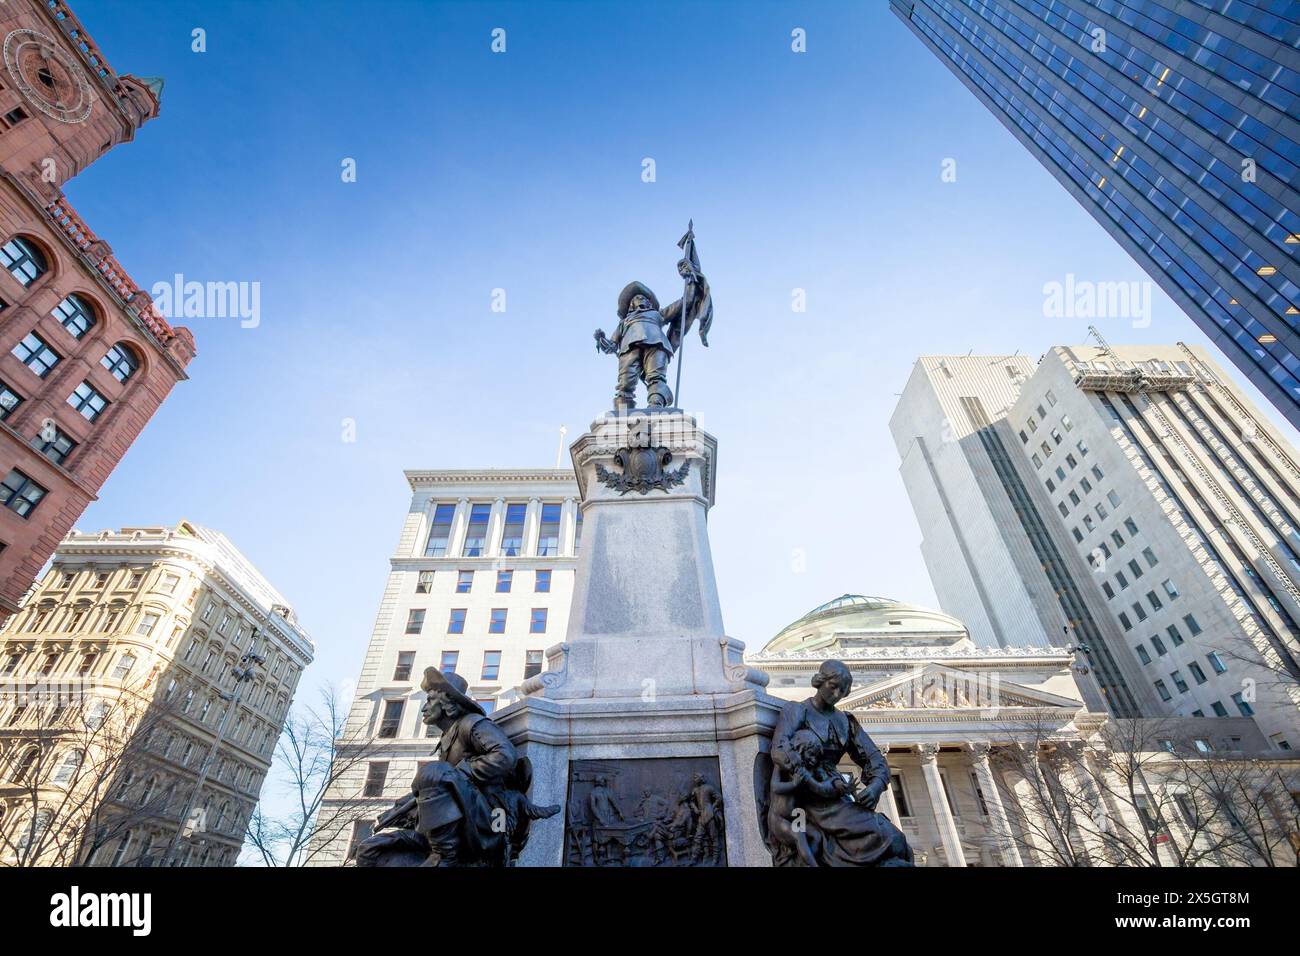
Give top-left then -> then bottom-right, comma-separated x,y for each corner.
404,468 -> 577,490
51,523 -> 314,664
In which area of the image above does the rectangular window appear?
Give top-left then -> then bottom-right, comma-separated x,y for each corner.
1116,570 -> 1129,590
969,772 -> 989,815
1151,636 -> 1167,656
1146,590 -> 1162,612
524,649 -> 543,679
1132,601 -> 1147,622
12,331 -> 60,377
884,773 -> 911,819
1119,612 -> 1132,632
1142,547 -> 1158,568
1211,701 -> 1229,717
1231,692 -> 1254,717
393,651 -> 415,681
1206,651 -> 1227,674
537,503 -> 562,556
1102,581 -> 1115,600
1154,679 -> 1172,702
481,650 -> 501,681
67,381 -> 107,421
0,379 -> 21,420
1171,671 -> 1189,694
489,608 -> 507,634
1136,644 -> 1151,665
1188,662 -> 1207,684
439,650 -> 459,674
416,570 -> 434,594
1183,614 -> 1202,636
461,504 -> 491,556
448,609 -> 466,634
136,613 -> 160,637
1162,579 -> 1178,599
530,608 -> 548,634
1072,526 -> 1084,543
500,503 -> 527,556
405,609 -> 425,634
424,504 -> 456,557
1095,502 -> 1109,520
30,424 -> 76,466
1,468 -> 46,518
456,570 -> 473,594
496,570 -> 512,593
535,569 -> 552,593
1124,517 -> 1138,536
1107,490 -> 1121,507
477,697 -> 497,715
363,762 -> 389,797
378,700 -> 403,738
1166,625 -> 1184,646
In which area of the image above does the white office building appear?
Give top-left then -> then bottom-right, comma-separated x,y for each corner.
308,468 -> 580,865
891,344 -> 1300,747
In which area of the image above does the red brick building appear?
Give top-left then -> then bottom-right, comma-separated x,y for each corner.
0,1 -> 194,619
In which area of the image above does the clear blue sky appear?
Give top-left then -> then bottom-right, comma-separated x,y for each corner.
66,1 -> 1297,711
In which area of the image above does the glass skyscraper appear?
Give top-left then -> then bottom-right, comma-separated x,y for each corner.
892,0 -> 1300,428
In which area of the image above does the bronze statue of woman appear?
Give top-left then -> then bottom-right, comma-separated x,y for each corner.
767,660 -> 914,867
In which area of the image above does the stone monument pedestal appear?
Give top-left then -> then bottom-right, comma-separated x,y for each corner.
494,409 -> 780,866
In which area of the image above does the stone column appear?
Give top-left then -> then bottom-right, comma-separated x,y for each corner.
917,744 -> 966,867
968,743 -> 1023,867
1007,743 -> 1064,865
876,750 -> 901,828
522,497 -> 541,557
560,497 -> 577,557
485,497 -> 505,559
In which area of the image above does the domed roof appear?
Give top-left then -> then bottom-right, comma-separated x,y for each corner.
759,593 -> 970,655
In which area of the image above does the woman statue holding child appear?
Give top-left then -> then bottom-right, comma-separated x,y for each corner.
766,659 -> 914,867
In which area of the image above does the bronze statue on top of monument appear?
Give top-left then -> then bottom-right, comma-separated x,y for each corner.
594,220 -> 713,412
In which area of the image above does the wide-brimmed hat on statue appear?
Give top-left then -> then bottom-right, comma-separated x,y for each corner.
617,280 -> 659,318
421,666 -> 486,717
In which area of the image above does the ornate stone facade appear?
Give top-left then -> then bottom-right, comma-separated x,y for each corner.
0,0 -> 194,621
0,522 -> 313,866
750,594 -> 1300,866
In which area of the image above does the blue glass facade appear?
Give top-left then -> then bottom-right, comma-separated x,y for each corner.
893,0 -> 1300,428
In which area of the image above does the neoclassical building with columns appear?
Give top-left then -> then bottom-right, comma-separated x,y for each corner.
750,593 -> 1299,867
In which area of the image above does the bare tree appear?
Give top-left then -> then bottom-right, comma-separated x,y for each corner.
989,715 -> 1294,867
0,673 -> 183,866
243,683 -> 386,867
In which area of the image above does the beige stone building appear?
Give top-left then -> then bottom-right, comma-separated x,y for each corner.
0,521 -> 313,866
750,593 -> 1299,866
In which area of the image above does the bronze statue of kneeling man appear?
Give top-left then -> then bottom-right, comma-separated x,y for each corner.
354,668 -> 560,867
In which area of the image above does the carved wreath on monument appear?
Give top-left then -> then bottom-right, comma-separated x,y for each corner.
595,446 -> 691,495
